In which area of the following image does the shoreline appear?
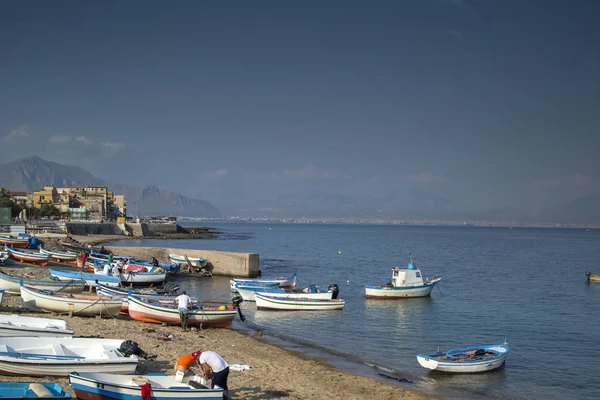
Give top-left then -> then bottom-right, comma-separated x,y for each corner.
0,264 -> 438,400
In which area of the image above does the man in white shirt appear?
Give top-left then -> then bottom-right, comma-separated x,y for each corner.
103,262 -> 111,276
173,291 -> 192,331
198,349 -> 229,396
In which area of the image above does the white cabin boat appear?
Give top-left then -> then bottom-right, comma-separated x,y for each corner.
0,314 -> 74,337
0,337 -> 138,376
365,254 -> 441,299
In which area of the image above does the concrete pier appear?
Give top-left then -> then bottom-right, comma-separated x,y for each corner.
106,245 -> 260,277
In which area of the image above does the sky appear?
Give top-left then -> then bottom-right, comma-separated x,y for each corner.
1,0 -> 599,218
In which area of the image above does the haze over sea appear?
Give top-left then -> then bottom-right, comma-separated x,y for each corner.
112,222 -> 600,400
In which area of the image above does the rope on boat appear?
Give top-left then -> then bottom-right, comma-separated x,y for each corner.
54,296 -> 120,319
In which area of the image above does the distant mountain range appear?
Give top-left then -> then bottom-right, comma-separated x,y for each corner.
0,156 -> 221,217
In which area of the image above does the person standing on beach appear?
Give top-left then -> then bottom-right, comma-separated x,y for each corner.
198,349 -> 230,396
174,291 -> 192,331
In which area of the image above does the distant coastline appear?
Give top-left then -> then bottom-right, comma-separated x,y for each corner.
178,216 -> 600,230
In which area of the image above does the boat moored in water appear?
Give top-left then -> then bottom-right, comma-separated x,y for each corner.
365,254 -> 441,299
416,339 -> 510,373
586,272 -> 600,283
255,293 -> 345,311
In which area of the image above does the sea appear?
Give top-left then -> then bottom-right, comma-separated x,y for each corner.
110,223 -> 600,400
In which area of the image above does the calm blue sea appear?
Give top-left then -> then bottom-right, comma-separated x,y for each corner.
111,223 -> 600,400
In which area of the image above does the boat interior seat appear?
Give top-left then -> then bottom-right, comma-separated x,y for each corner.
28,383 -> 54,397
51,344 -> 66,356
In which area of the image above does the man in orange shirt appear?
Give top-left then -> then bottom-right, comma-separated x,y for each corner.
174,350 -> 200,375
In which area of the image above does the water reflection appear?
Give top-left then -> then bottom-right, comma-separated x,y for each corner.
416,367 -> 508,398
364,296 -> 434,321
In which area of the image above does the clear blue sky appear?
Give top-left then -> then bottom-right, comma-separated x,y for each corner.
1,0 -> 598,217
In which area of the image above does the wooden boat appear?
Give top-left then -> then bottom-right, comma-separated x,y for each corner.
20,285 -> 123,317
0,314 -> 73,337
0,235 -> 30,248
237,283 -> 338,302
97,285 -> 197,314
5,246 -> 51,266
60,241 -> 109,255
0,382 -> 72,399
365,254 -> 441,299
96,282 -> 181,296
89,261 -> 167,286
255,293 -> 345,311
169,253 -> 207,267
49,268 -> 122,288
128,294 -> 237,328
0,336 -> 138,376
39,246 -> 78,263
416,339 -> 510,373
586,272 -> 600,282
69,372 -> 223,400
0,270 -> 85,295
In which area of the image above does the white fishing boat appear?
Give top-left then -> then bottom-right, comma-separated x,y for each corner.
0,337 -> 138,376
365,254 -> 441,299
236,283 -> 338,302
20,285 -> 122,317
168,253 -> 208,267
0,314 -> 74,337
230,273 -> 297,293
0,270 -> 85,295
39,246 -> 78,262
416,339 -> 510,373
5,246 -> 51,266
69,372 -> 223,400
255,293 -> 345,311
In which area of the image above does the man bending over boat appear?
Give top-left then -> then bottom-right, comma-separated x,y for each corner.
174,291 -> 192,331
198,349 -> 230,398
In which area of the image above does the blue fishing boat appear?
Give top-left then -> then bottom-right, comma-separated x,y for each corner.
416,339 -> 510,373
0,382 -> 71,399
49,268 -> 121,288
230,273 -> 297,292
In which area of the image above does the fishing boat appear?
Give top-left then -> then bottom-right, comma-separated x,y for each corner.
364,254 -> 441,299
69,372 -> 223,400
168,253 -> 208,267
237,283 -> 338,302
230,272 -> 297,292
39,246 -> 78,263
0,382 -> 72,399
416,339 -> 510,373
49,268 -> 122,287
0,235 -> 30,248
20,285 -> 123,317
0,270 -> 85,295
0,336 -> 139,376
127,294 -> 238,328
5,246 -> 51,266
97,285 -> 196,314
60,241 -> 109,255
0,314 -> 74,337
96,282 -> 181,296
255,293 -> 345,311
586,272 -> 600,283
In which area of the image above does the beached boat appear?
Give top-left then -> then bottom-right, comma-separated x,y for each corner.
127,294 -> 238,328
97,285 -> 197,314
237,283 -> 338,302
0,235 -> 30,248
20,285 -> 122,317
586,272 -> 600,283
0,314 -> 74,337
0,336 -> 139,376
96,282 -> 181,296
39,246 -> 78,263
0,249 -> 9,265
230,273 -> 297,292
0,270 -> 85,295
168,253 -> 208,267
0,382 -> 72,399
60,241 -> 109,255
69,372 -> 223,400
364,254 -> 441,299
5,246 -> 51,266
416,339 -> 510,373
49,268 -> 122,288
255,293 -> 345,311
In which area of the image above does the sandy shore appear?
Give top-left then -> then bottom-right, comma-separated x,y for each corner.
0,264 -> 437,400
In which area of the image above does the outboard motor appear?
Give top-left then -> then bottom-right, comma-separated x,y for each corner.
328,284 -> 340,300
119,340 -> 143,357
586,272 -> 591,283
231,295 -> 246,322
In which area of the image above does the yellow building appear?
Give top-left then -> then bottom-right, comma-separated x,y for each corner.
32,186 -> 59,208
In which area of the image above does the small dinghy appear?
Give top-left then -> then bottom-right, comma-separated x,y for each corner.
0,270 -> 85,295
0,336 -> 139,376
69,372 -> 223,400
416,339 -> 510,373
255,293 -> 345,311
168,253 -> 208,267
20,285 -> 123,317
0,382 -> 72,399
0,314 -> 73,337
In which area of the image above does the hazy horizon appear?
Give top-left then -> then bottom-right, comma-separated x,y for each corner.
1,1 -> 598,221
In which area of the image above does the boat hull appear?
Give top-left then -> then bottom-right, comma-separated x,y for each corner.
70,372 -> 223,400
168,253 -> 207,267
0,314 -> 73,337
0,237 -> 29,248
0,271 -> 85,295
39,247 -> 78,262
416,343 -> 510,373
0,337 -> 138,376
237,286 -> 333,302
232,273 -> 297,289
20,285 -> 122,317
127,295 -> 236,328
6,247 -> 50,266
365,279 -> 441,299
255,294 -> 345,311
49,269 -> 122,288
